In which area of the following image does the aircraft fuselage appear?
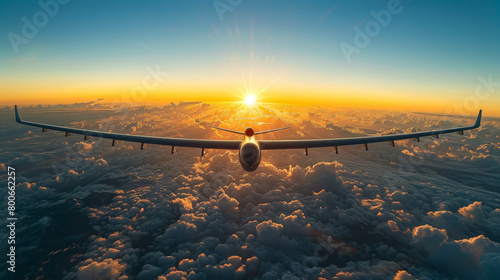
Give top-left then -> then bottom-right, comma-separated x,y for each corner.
238,128 -> 261,172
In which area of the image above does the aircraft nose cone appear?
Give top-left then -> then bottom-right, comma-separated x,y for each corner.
240,142 -> 259,166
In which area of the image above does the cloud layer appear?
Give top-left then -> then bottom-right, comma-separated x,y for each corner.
1,103 -> 499,279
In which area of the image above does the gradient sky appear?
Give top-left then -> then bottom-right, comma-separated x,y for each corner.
1,0 -> 499,115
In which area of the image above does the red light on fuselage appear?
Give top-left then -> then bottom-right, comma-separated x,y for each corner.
245,127 -> 254,137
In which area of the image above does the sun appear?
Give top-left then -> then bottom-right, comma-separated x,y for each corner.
244,94 -> 257,106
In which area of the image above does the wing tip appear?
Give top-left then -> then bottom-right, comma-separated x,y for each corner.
474,109 -> 482,128
14,105 -> 22,123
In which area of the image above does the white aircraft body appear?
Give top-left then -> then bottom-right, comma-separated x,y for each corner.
15,106 -> 482,172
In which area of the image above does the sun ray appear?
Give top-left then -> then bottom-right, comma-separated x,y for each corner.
254,72 -> 286,97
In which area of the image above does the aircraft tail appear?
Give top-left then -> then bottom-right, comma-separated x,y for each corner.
209,126 -> 291,135
208,126 -> 245,135
254,127 -> 291,135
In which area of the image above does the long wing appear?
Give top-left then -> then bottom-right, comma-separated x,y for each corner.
15,106 -> 241,150
259,110 -> 482,150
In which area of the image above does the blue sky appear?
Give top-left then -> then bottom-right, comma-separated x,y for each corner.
1,0 -> 499,113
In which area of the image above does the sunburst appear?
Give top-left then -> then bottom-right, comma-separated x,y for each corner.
244,94 -> 257,106
237,72 -> 285,107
